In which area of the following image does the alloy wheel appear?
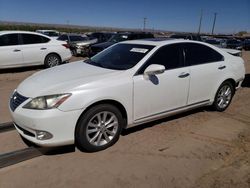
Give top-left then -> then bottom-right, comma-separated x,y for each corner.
86,111 -> 118,146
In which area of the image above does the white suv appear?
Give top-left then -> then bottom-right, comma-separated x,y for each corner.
0,31 -> 72,69
9,39 -> 245,152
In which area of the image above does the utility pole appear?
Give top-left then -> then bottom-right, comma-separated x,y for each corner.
211,13 -> 217,35
143,17 -> 147,31
198,9 -> 203,34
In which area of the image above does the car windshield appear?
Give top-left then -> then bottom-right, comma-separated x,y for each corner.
85,43 -> 154,70
108,34 -> 130,43
206,39 -> 220,45
227,40 -> 241,44
44,32 -> 59,37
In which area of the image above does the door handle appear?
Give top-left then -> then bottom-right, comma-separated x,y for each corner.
218,65 -> 226,70
40,48 -> 47,50
13,49 -> 21,52
178,72 -> 190,78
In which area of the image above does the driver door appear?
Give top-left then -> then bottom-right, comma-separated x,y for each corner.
133,44 -> 190,122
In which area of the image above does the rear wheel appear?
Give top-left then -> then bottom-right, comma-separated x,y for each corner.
75,104 -> 124,152
213,81 -> 235,111
44,54 -> 61,68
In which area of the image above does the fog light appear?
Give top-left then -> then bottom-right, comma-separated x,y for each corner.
36,130 -> 53,140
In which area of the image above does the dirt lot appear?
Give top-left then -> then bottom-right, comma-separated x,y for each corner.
0,53 -> 250,188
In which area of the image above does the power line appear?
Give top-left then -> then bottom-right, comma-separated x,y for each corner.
211,13 -> 217,35
198,9 -> 203,34
143,17 -> 147,31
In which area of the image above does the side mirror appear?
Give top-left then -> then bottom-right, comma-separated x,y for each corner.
144,64 -> 165,76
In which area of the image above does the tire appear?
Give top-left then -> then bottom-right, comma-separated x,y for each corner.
75,104 -> 124,152
44,54 -> 61,68
71,49 -> 77,57
212,81 -> 235,112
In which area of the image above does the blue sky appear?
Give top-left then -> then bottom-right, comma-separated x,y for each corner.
0,0 -> 249,34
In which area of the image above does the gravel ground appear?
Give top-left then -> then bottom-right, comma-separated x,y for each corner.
0,53 -> 250,188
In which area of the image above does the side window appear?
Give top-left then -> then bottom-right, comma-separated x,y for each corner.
0,34 -> 19,46
21,34 -> 44,44
41,36 -> 50,43
184,43 -> 224,66
138,44 -> 184,74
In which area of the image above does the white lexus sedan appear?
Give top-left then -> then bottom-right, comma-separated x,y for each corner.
0,31 -> 72,69
9,39 -> 245,152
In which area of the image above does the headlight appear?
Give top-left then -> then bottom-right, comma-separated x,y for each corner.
23,93 -> 71,110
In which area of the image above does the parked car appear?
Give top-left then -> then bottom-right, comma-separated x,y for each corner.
9,39 -> 245,152
169,33 -> 202,41
90,32 -> 154,56
57,33 -> 97,56
87,32 -> 115,43
36,30 -> 60,39
0,31 -> 71,69
243,39 -> 250,50
225,39 -> 243,50
205,38 -> 227,48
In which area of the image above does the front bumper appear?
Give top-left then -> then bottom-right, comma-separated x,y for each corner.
10,106 -> 83,147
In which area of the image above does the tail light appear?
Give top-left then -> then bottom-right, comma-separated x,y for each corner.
62,44 -> 70,49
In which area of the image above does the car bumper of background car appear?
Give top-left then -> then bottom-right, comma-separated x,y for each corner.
236,78 -> 245,90
61,50 -> 72,62
10,107 -> 82,147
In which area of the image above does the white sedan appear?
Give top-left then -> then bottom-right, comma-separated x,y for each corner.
0,31 -> 72,69
9,39 -> 245,152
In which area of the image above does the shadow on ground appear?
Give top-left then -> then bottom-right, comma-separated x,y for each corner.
21,136 -> 76,155
122,107 -> 208,136
0,65 -> 43,74
242,74 -> 250,88
40,145 -> 76,155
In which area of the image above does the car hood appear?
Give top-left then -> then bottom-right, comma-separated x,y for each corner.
92,41 -> 114,49
17,61 -> 121,98
74,39 -> 98,46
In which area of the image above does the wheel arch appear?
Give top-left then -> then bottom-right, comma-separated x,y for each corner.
220,78 -> 236,89
211,77 -> 236,103
44,52 -> 62,64
74,99 -> 128,136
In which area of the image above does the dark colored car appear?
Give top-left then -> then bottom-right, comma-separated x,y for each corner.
205,38 -> 227,48
90,32 -> 154,56
169,33 -> 202,41
226,39 -> 243,50
87,32 -> 115,43
243,39 -> 250,50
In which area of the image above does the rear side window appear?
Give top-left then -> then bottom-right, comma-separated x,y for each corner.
21,34 -> 50,44
184,43 -> 223,66
138,44 -> 184,74
0,34 -> 19,46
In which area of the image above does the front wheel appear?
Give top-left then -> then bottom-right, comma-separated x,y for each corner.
75,104 -> 124,152
212,81 -> 235,111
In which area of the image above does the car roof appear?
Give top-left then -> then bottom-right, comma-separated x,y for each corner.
36,30 -> 58,32
120,38 -> 206,47
60,33 -> 87,37
0,30 -> 50,37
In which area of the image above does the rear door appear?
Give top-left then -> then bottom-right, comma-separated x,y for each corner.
20,34 -> 50,66
183,43 -> 225,104
0,33 -> 23,68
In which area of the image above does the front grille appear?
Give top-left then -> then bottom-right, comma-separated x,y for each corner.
10,92 -> 28,111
